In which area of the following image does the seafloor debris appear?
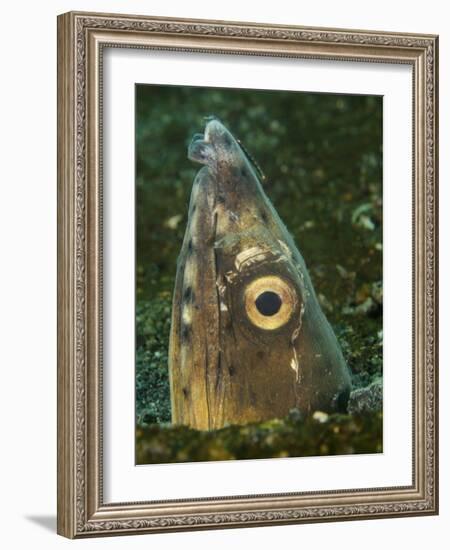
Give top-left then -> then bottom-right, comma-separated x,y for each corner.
351,203 -> 376,231
136,409 -> 382,464
342,280 -> 382,316
347,378 -> 383,415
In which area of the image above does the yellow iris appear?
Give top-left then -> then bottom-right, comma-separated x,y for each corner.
244,275 -> 297,330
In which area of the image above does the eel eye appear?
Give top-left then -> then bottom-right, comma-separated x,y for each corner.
244,276 -> 296,330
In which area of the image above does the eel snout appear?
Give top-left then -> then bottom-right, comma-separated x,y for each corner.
188,118 -> 238,167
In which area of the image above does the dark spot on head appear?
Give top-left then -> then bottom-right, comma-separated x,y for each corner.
217,194 -> 225,204
228,365 -> 236,376
182,387 -> 189,398
240,165 -> 249,179
183,286 -> 194,303
191,203 -> 196,214
223,133 -> 232,147
261,210 -> 268,223
187,240 -> 193,254
181,324 -> 190,342
256,350 -> 265,361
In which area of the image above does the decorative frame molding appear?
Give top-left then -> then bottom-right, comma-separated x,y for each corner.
57,11 -> 438,538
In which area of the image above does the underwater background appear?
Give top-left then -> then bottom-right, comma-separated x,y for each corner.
135,84 -> 382,464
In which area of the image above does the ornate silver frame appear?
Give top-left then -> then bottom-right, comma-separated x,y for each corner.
57,11 -> 439,538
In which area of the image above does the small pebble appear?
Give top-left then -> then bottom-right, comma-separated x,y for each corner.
313,411 -> 329,423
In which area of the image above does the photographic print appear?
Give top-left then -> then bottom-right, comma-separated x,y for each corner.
135,84 -> 383,465
58,12 -> 438,537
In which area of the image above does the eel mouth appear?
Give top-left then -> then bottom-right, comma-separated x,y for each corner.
188,118 -> 237,166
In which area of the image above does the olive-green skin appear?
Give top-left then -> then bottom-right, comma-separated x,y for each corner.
168,118 -> 352,430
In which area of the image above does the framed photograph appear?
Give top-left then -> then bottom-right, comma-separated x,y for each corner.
57,11 -> 439,538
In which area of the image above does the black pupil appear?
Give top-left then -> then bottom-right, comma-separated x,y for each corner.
255,291 -> 282,316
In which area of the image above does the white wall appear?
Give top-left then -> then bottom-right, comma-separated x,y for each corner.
0,0 -> 447,548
